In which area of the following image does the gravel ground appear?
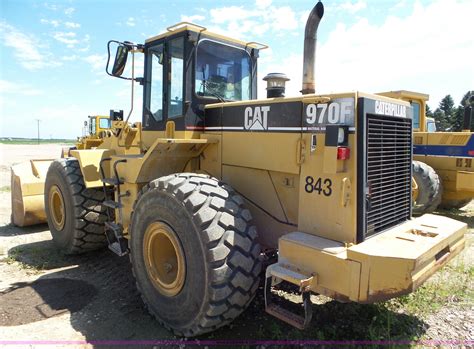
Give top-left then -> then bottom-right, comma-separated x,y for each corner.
0,144 -> 472,347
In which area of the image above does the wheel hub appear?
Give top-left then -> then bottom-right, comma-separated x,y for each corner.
143,222 -> 185,297
49,185 -> 66,231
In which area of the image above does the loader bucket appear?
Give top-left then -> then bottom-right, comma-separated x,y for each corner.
11,159 -> 53,226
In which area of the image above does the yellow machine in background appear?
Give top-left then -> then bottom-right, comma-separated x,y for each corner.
378,91 -> 474,213
75,115 -> 113,149
11,110 -> 122,226
11,1 -> 466,336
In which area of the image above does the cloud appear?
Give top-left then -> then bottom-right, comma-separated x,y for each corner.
64,7 -> 75,16
83,54 -> 106,71
207,3 -> 299,39
260,0 -> 473,107
40,19 -> 80,29
53,31 -> 79,46
52,31 -> 89,49
0,80 -> 43,96
126,17 -> 136,27
44,3 -> 58,11
40,19 -> 60,27
256,0 -> 272,9
180,14 -> 205,23
338,0 -> 367,14
65,21 -> 81,29
0,22 -> 61,70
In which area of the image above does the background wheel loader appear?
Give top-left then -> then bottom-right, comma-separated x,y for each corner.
75,114 -> 113,150
378,90 -> 474,214
11,110 -> 122,227
11,1 -> 466,336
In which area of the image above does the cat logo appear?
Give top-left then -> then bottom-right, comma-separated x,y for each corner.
244,106 -> 270,130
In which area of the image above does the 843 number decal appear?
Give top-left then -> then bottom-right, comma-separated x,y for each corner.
305,176 -> 332,196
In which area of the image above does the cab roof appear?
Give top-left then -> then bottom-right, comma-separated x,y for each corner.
377,90 -> 429,101
145,22 -> 268,50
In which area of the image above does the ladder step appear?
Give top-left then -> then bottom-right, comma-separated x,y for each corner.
102,177 -> 123,185
103,200 -> 123,209
264,275 -> 313,330
108,240 -> 129,257
265,303 -> 306,330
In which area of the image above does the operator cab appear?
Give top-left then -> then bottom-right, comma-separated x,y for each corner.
108,23 -> 265,133
88,115 -> 111,136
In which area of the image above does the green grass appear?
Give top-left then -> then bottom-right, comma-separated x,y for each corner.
390,260 -> 473,315
0,138 -> 75,145
209,238 -> 473,343
0,186 -> 10,192
3,246 -> 50,273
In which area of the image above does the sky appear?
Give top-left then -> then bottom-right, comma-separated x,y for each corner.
0,0 -> 473,139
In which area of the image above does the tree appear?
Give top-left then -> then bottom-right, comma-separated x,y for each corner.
433,108 -> 449,131
440,95 -> 456,130
426,104 -> 433,118
452,91 -> 474,131
439,95 -> 455,115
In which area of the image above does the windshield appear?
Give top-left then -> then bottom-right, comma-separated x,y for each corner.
99,118 -> 110,129
195,40 -> 251,101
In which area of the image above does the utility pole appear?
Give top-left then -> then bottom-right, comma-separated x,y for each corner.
36,119 -> 41,145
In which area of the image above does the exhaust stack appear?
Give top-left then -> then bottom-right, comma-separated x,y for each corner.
301,1 -> 324,95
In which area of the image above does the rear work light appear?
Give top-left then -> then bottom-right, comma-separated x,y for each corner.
337,146 -> 350,160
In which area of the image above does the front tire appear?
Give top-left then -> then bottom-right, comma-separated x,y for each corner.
129,173 -> 261,337
44,158 -> 108,254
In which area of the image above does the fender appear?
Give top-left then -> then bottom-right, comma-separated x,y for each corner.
70,149 -> 115,188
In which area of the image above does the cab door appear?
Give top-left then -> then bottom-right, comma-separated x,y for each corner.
143,36 -> 185,134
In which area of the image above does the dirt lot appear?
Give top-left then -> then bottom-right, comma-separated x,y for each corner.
0,144 -> 473,347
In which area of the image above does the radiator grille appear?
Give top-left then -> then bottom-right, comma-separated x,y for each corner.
366,114 -> 412,237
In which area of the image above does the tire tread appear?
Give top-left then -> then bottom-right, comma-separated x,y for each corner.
129,173 -> 261,337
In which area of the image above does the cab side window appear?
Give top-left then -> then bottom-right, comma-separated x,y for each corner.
168,37 -> 184,119
411,101 -> 420,129
149,43 -> 164,122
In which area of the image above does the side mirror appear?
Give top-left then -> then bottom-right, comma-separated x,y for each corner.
112,45 -> 130,77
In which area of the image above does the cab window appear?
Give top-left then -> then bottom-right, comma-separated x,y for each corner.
427,119 -> 437,132
168,37 -> 184,119
89,118 -> 96,135
99,118 -> 110,129
195,40 -> 251,101
148,43 -> 164,122
411,101 -> 420,129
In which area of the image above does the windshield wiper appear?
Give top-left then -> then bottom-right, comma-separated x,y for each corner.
203,81 -> 226,102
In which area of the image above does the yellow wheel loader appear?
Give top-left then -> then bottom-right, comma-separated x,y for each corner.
75,114 -> 114,150
60,113 -> 118,157
378,90 -> 474,214
11,111 -> 120,227
12,1 -> 466,336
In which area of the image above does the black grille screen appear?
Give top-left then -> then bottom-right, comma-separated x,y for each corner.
366,114 -> 412,237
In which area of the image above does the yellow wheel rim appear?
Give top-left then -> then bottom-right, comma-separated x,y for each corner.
143,222 -> 185,297
49,185 -> 66,231
412,177 -> 419,202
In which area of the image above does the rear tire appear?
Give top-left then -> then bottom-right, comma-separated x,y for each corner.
412,161 -> 442,215
44,158 -> 108,254
129,173 -> 261,337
